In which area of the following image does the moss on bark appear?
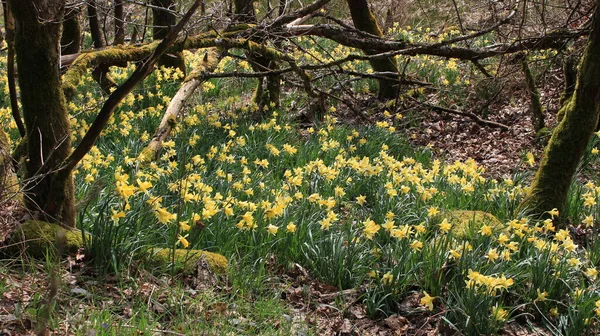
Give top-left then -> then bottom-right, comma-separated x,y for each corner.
62,31 -> 274,100
6,220 -> 84,257
346,0 -> 399,100
11,0 -> 75,227
519,5 -> 600,222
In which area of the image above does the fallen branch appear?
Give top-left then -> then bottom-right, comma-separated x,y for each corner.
138,48 -> 222,163
423,102 -> 510,131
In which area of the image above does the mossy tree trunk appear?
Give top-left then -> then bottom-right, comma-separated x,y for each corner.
346,0 -> 399,100
10,0 -> 76,227
152,0 -> 186,75
234,0 -> 281,113
61,5 -> 81,55
519,3 -> 600,222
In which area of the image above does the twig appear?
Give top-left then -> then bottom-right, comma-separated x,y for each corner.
423,102 -> 509,131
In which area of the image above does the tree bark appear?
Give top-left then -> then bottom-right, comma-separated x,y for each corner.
152,0 -> 186,74
61,5 -> 81,54
2,0 -> 26,138
346,0 -> 399,100
10,0 -> 75,227
519,3 -> 600,222
87,0 -> 104,48
234,0 -> 281,114
520,54 -> 544,132
114,0 -> 125,45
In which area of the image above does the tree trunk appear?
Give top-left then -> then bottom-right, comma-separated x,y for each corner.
346,0 -> 399,100
2,0 -> 26,137
520,54 -> 544,132
518,3 -> 600,222
61,5 -> 81,55
234,0 -> 281,114
87,0 -> 104,48
114,0 -> 125,45
559,54 -> 578,107
10,0 -> 75,227
152,0 -> 186,74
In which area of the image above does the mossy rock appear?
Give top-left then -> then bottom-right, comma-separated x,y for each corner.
443,210 -> 504,239
7,220 -> 84,257
147,248 -> 228,275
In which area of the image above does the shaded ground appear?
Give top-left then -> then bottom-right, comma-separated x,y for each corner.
409,67 -> 563,179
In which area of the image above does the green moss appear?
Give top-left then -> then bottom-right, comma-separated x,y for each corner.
443,210 -> 504,239
147,248 -> 228,275
7,220 -> 84,257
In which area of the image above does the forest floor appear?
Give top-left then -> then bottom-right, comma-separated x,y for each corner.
0,79 -> 565,336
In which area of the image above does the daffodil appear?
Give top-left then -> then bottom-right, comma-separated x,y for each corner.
486,248 -> 499,262
438,219 -> 452,233
382,272 -> 394,285
137,179 -> 153,193
266,224 -> 279,235
420,291 -> 435,311
178,234 -> 190,248
491,305 -> 508,321
155,207 -> 176,224
111,209 -> 126,222
356,195 -> 366,206
427,207 -> 439,217
409,240 -> 423,251
585,267 -> 598,280
179,221 -> 191,231
535,289 -> 548,302
479,225 -> 492,236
